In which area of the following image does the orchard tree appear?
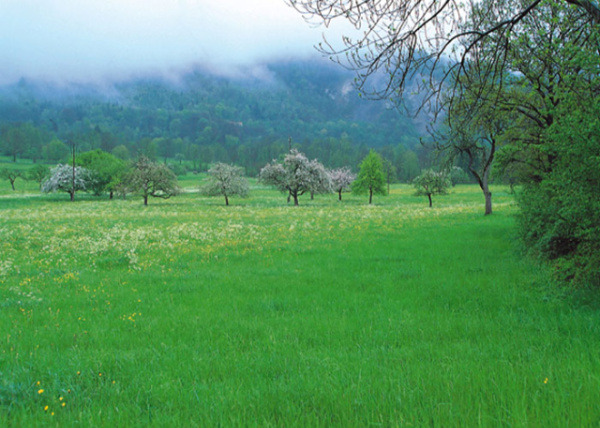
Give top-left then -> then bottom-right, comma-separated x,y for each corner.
43,139 -> 69,162
201,162 -> 249,206
329,167 -> 356,201
77,149 -> 126,199
126,156 -> 180,206
413,169 -> 451,207
435,61 -> 507,215
352,150 -> 386,204
310,161 -> 333,200
1,123 -> 43,163
42,164 -> 91,201
259,149 -> 332,206
27,164 -> 50,190
0,168 -> 23,191
381,158 -> 397,194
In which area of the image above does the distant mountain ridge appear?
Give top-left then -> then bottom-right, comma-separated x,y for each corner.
0,59 -> 426,175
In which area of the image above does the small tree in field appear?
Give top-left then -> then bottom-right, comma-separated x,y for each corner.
259,150 -> 332,206
126,156 -> 180,206
382,158 -> 397,194
201,163 -> 249,206
329,167 -> 356,201
77,149 -> 126,199
352,150 -> 386,204
42,164 -> 90,201
27,164 -> 50,190
413,169 -> 451,207
0,168 -> 23,191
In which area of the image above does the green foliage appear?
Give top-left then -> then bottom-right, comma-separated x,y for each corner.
352,150 -> 386,203
397,148 -> 421,182
111,145 -> 130,161
0,122 -> 44,162
168,163 -> 188,177
0,61 -> 423,175
200,163 -> 249,205
517,99 -> 600,287
448,166 -> 470,186
413,169 -> 451,207
26,164 -> 50,189
42,139 -> 69,162
76,149 -> 126,197
0,168 -> 23,191
125,156 -> 180,205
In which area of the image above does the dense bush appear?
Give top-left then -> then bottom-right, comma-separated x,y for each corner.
517,100 -> 600,287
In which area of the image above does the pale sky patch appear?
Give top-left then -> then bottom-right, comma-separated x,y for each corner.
0,0 -> 343,85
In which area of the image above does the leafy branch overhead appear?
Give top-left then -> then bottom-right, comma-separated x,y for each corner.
288,0 -> 600,116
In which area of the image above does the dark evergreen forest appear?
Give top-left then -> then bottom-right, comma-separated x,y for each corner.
0,60 -> 428,178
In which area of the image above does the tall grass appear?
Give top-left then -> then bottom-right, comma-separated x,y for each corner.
1,184 -> 599,426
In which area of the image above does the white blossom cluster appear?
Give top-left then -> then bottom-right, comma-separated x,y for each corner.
41,164 -> 91,195
259,149 -> 333,205
329,167 -> 356,200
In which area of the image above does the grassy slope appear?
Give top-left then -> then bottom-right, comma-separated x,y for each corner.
1,182 -> 599,426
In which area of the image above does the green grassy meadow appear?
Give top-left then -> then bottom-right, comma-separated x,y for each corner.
1,173 -> 599,426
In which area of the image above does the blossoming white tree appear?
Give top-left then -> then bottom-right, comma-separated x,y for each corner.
42,164 -> 91,201
329,167 -> 356,201
259,149 -> 332,206
201,163 -> 249,206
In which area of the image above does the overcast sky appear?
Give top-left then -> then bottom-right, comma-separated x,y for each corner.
0,0 -> 342,85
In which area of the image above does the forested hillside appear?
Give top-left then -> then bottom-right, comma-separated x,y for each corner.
0,60 -> 427,177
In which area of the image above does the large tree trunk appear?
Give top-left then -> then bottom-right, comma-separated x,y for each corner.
109,191 -> 114,200
10,180 -> 15,191
70,190 -> 75,202
428,194 -> 432,207
369,188 -> 373,204
338,190 -> 342,201
292,192 -> 299,206
225,195 -> 229,206
144,195 -> 148,206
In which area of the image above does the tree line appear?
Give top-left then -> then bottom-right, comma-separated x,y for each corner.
3,147 -> 452,208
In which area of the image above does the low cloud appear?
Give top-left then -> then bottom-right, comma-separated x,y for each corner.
0,0 -> 341,85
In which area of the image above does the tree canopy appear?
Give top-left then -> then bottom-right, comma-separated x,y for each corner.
201,163 -> 249,206
126,156 -> 180,206
288,0 -> 600,115
413,169 -> 451,207
352,150 -> 386,204
259,149 -> 332,205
